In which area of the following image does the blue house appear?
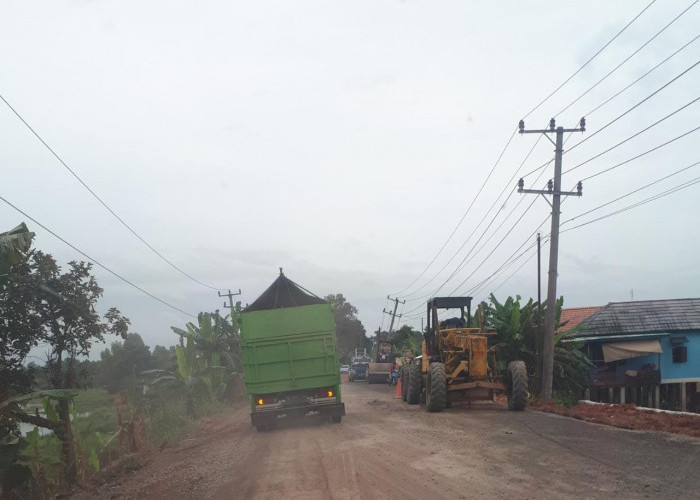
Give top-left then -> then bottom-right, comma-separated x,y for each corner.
570,298 -> 700,412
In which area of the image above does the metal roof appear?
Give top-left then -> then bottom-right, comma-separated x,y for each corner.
575,298 -> 700,338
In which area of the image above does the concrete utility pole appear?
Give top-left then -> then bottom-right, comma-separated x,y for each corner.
218,289 -> 241,311
517,117 -> 586,401
383,295 -> 405,333
536,232 -> 542,397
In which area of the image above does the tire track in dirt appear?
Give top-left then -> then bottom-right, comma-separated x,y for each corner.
75,382 -> 700,499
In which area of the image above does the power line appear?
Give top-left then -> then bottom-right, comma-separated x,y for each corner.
564,160 -> 700,225
391,127 -> 518,297
0,194 -> 197,319
402,74 -> 694,310
393,2 -> 656,298
563,97 -> 700,176
561,176 -> 700,233
521,55 -> 700,180
0,94 -> 226,291
584,32 -> 700,118
566,58 -> 700,154
520,0 -> 657,120
399,133 -> 543,300
473,243 -> 544,304
554,0 -> 699,117
579,124 -> 700,182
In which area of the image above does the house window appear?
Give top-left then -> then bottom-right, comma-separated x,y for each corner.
672,346 -> 687,363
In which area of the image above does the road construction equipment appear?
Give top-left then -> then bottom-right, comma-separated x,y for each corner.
367,336 -> 393,384
401,296 -> 527,412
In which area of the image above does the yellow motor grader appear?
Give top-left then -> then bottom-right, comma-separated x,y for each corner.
400,297 -> 527,412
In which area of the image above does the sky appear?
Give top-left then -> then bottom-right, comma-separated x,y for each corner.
1,0 -> 699,352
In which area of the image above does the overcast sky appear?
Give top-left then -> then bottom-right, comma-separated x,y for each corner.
2,0 -> 699,352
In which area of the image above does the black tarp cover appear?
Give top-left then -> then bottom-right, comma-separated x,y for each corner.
244,270 -> 327,312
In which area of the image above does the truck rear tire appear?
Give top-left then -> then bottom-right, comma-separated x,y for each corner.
507,360 -> 528,411
426,362 -> 446,412
407,364 -> 421,405
331,416 -> 342,424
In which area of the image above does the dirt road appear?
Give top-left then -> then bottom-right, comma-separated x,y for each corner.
80,381 -> 700,499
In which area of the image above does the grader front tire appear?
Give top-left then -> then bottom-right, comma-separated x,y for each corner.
407,364 -> 422,405
507,360 -> 528,411
426,362 -> 446,413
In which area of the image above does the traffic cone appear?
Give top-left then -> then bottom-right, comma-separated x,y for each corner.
394,377 -> 402,399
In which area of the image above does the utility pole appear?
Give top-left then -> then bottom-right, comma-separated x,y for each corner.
517,117 -> 585,401
383,295 -> 405,333
218,289 -> 241,311
536,232 -> 542,397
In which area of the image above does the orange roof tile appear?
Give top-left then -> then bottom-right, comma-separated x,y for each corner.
558,307 -> 603,334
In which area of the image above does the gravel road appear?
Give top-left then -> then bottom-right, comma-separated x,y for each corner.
79,380 -> 700,499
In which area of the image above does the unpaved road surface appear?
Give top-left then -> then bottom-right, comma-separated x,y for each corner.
78,381 -> 700,499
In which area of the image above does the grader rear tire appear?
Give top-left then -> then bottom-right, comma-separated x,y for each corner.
426,362 -> 446,413
507,360 -> 528,411
407,364 -> 422,405
401,369 -> 408,401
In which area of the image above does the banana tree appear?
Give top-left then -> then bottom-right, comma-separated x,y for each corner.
483,294 -> 591,400
0,223 -> 34,287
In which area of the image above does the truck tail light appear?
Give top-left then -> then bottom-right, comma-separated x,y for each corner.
257,398 -> 264,405
327,390 -> 334,398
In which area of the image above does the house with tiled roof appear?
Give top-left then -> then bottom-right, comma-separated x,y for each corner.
558,306 -> 602,334
569,298 -> 700,412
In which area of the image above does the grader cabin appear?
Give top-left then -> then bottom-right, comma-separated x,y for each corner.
563,298 -> 700,412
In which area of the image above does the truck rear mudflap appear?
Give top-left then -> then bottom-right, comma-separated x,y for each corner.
251,402 -> 345,429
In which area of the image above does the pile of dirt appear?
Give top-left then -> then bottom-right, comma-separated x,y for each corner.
534,401 -> 700,438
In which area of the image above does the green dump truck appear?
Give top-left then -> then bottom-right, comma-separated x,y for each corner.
239,270 -> 345,431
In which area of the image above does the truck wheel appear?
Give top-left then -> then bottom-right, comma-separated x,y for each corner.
401,370 -> 408,401
426,362 -> 446,412
506,360 -> 528,411
407,364 -> 421,405
331,416 -> 342,424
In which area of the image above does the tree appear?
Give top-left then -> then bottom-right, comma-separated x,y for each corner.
390,325 -> 422,356
152,345 -> 176,371
482,294 -> 591,403
144,312 -> 239,417
0,222 -> 34,288
325,294 -> 367,364
7,251 -> 129,486
94,334 -> 153,393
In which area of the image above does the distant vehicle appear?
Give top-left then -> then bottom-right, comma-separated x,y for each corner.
348,363 -> 368,382
368,337 -> 394,384
340,364 -> 350,374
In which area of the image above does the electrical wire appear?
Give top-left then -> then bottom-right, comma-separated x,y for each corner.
562,97 -> 700,177
390,127 -> 518,297
520,56 -> 700,180
520,0 -> 657,120
0,94 -> 226,291
554,0 -> 699,117
579,124 -> 700,182
399,133 -> 543,300
584,32 -> 700,118
0,194 -> 198,318
561,173 -> 700,233
392,2 -> 658,299
566,58 -> 700,154
565,160 -> 700,225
